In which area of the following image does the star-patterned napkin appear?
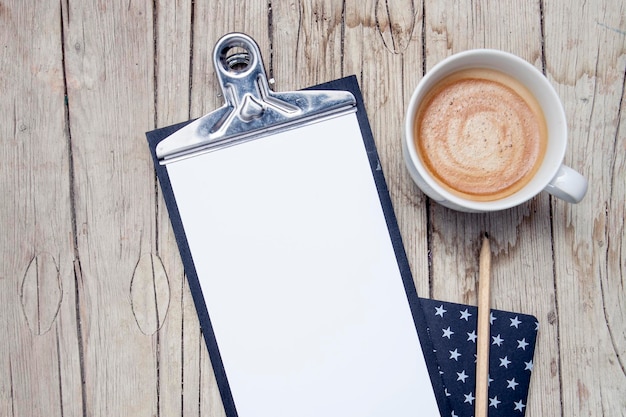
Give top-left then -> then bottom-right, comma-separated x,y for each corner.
419,298 -> 538,417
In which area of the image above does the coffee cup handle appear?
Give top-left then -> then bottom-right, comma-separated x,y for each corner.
544,164 -> 588,203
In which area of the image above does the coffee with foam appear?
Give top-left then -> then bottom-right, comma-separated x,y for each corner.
414,68 -> 548,201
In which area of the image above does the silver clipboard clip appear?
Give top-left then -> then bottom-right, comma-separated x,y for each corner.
156,33 -> 356,164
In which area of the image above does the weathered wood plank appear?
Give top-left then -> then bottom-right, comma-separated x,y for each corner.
0,1 -> 82,416
272,0 -> 345,90
543,0 -> 626,414
151,1 -> 197,416
61,0 -> 158,415
422,1 -> 562,416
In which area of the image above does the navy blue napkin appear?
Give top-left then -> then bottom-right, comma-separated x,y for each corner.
420,298 -> 538,417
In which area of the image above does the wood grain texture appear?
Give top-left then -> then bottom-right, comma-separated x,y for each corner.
271,0 -> 344,90
20,253 -> 63,336
543,0 -> 626,414
0,2 -> 82,417
129,253 -> 169,335
1,0 -> 624,416
152,2 -> 200,416
61,0 -> 158,415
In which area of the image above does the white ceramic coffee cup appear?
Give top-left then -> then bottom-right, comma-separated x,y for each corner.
403,49 -> 588,212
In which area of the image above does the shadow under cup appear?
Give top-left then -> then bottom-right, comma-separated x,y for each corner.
404,49 -> 572,213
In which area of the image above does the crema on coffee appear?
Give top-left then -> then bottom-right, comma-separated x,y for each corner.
414,68 -> 547,201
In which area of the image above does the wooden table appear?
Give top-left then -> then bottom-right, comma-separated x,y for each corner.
1,1 -> 624,416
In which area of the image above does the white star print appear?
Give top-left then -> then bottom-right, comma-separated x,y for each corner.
489,396 -> 501,408
507,378 -> 519,390
517,338 -> 529,350
423,300 -> 538,411
524,360 -> 534,371
499,356 -> 511,368
489,312 -> 496,324
456,370 -> 468,383
451,411 -> 458,417
535,321 -> 540,331
510,316 -> 522,328
445,388 -> 451,397
464,392 -> 475,404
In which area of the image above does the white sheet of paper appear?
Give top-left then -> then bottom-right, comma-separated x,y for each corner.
166,113 -> 442,417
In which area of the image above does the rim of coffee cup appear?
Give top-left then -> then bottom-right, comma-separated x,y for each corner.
404,49 -> 568,212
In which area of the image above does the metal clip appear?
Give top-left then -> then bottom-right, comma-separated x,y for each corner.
156,33 -> 356,163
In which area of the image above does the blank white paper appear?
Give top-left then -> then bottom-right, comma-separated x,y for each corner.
166,113 -> 442,417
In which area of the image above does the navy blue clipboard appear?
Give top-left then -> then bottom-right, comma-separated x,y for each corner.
147,75 -> 451,417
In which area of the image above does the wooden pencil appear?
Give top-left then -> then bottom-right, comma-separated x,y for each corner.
475,235 -> 492,417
